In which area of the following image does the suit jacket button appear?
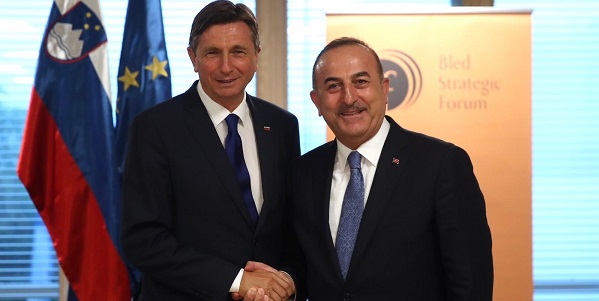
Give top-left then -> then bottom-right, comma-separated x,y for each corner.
253,239 -> 259,247
343,293 -> 350,301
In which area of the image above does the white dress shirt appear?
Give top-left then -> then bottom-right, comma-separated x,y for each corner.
196,84 -> 264,213
329,118 -> 390,245
196,84 -> 263,293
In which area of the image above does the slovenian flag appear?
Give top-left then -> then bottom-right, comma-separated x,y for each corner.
17,0 -> 130,300
114,0 -> 171,297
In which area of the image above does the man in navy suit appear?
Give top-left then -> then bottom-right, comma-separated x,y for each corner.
288,37 -> 493,300
121,1 -> 299,300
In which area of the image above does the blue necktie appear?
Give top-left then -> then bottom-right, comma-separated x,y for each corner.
336,151 -> 364,280
224,114 -> 259,227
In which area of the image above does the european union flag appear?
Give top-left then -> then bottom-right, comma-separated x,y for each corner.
114,0 -> 171,296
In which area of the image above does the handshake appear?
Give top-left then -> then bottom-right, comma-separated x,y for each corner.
231,261 -> 296,301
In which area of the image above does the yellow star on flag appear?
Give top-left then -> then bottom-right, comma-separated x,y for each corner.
145,56 -> 169,80
118,67 -> 140,91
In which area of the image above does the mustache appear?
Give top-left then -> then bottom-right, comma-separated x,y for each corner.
337,103 -> 366,114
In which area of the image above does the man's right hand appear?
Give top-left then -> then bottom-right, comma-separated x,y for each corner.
241,287 -> 269,301
238,262 -> 295,301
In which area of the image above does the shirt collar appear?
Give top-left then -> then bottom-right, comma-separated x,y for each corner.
336,117 -> 390,168
196,82 -> 250,127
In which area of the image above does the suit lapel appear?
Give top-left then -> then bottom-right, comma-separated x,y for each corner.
247,96 -> 274,232
180,82 -> 256,228
316,142 -> 345,280
348,117 -> 411,278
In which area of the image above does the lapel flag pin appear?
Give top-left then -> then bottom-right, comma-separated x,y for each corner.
263,126 -> 271,132
392,158 -> 400,164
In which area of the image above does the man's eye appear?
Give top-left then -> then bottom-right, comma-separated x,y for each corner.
327,83 -> 340,90
355,79 -> 370,87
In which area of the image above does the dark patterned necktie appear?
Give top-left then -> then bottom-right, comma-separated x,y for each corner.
224,114 -> 258,227
335,151 -> 364,280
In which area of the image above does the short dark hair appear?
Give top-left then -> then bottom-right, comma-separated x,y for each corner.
312,37 -> 384,89
188,0 -> 260,53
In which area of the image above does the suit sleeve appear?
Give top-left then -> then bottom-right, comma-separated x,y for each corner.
280,157 -> 308,301
281,115 -> 308,300
120,113 -> 240,300
435,146 -> 494,301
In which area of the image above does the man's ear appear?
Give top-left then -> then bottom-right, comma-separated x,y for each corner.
187,47 -> 198,73
310,90 -> 322,116
382,77 -> 390,104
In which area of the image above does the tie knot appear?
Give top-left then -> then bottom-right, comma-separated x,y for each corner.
225,114 -> 240,133
348,151 -> 361,170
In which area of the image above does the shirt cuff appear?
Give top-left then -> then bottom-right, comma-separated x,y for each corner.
229,269 -> 244,293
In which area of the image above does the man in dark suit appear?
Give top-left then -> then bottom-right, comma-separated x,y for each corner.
288,37 -> 493,300
121,1 -> 299,300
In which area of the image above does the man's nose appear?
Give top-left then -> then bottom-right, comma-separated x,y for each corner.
342,85 -> 358,105
220,54 -> 233,73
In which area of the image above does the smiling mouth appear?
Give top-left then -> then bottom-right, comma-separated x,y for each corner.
217,78 -> 237,84
340,108 -> 366,116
